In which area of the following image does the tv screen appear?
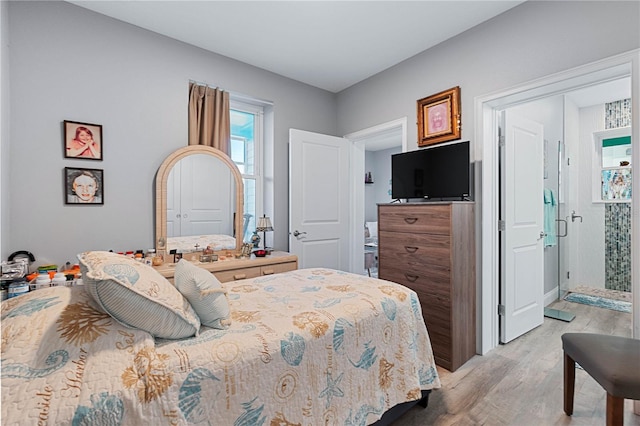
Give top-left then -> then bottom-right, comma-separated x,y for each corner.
391,141 -> 470,200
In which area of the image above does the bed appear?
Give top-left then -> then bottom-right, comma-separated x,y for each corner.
1,255 -> 440,425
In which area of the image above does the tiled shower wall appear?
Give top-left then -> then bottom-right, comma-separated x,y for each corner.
604,98 -> 631,292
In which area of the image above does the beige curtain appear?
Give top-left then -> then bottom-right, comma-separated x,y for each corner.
188,82 -> 230,154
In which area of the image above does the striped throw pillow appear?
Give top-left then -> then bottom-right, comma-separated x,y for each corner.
78,251 -> 200,339
174,259 -> 230,329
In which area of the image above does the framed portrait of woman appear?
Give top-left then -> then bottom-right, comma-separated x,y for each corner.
417,86 -> 461,147
64,167 -> 104,205
63,120 -> 103,160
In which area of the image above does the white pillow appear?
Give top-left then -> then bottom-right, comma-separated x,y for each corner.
78,251 -> 200,339
366,221 -> 378,239
174,259 -> 231,329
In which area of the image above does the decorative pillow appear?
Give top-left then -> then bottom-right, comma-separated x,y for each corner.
78,251 -> 200,339
174,259 -> 231,329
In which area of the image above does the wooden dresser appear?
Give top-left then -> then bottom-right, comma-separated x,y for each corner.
154,251 -> 298,283
378,202 -> 475,371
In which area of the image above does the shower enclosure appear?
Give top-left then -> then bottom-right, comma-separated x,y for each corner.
557,97 -> 632,303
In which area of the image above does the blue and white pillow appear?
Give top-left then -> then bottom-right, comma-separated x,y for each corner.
78,251 -> 200,339
174,259 -> 230,329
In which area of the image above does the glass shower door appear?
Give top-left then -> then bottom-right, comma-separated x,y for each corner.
557,139 -> 571,299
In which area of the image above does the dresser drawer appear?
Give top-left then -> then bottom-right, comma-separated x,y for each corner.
428,328 -> 452,370
261,261 -> 297,276
380,265 -> 450,295
412,293 -> 452,367
214,266 -> 262,282
378,204 -> 451,234
414,290 -> 451,325
379,231 -> 451,269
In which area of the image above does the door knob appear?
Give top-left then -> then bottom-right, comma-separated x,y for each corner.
537,231 -> 546,240
292,230 -> 307,237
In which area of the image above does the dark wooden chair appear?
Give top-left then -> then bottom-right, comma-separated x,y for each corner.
562,333 -> 640,426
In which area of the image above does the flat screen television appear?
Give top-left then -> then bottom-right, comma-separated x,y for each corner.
391,141 -> 470,201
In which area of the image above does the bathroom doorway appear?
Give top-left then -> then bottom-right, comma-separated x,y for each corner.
505,77 -> 632,320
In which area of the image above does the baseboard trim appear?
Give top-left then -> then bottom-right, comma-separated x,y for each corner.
544,286 -> 559,307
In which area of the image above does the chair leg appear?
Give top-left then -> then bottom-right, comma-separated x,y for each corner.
606,393 -> 624,426
564,352 -> 575,416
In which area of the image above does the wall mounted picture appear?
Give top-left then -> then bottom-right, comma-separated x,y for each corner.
602,168 -> 632,201
65,167 -> 104,205
64,120 -> 103,160
417,86 -> 461,147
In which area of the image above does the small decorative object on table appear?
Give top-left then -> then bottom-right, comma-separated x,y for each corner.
253,249 -> 267,258
256,215 -> 274,250
152,252 -> 164,266
241,243 -> 253,258
250,231 -> 261,248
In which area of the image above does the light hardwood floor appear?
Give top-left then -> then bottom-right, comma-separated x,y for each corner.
396,299 -> 638,425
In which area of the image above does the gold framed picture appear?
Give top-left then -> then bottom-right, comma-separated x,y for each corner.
417,86 -> 461,147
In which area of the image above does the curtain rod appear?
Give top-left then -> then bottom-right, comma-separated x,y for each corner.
189,79 -> 221,89
188,79 -> 274,106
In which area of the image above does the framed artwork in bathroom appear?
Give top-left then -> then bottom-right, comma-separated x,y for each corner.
601,168 -> 631,201
417,86 -> 461,147
64,167 -> 104,205
63,120 -> 103,160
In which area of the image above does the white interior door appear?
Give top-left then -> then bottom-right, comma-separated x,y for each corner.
500,111 -> 545,343
289,129 -> 350,270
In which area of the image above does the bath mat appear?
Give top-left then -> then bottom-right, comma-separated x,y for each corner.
569,285 -> 631,303
563,292 -> 631,313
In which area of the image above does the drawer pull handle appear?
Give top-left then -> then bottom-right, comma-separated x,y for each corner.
404,217 -> 418,224
263,269 -> 274,275
404,246 -> 419,253
404,274 -> 419,282
233,273 -> 247,280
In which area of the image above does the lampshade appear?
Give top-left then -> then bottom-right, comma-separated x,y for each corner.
256,216 -> 273,232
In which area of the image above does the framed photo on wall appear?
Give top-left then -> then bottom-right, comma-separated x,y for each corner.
417,86 -> 461,147
64,167 -> 104,205
601,168 -> 632,201
63,120 -> 103,160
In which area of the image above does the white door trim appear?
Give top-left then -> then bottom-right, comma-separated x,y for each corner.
344,117 -> 408,276
476,49 -> 640,354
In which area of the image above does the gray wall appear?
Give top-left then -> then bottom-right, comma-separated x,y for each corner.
1,1 -> 9,260
4,1 -> 337,266
336,1 -> 640,152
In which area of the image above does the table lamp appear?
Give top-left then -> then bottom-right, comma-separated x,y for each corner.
256,215 -> 274,250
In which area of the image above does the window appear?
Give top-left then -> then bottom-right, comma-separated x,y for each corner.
593,127 -> 632,202
230,100 -> 263,242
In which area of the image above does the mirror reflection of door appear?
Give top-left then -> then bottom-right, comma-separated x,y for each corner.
166,154 -> 234,237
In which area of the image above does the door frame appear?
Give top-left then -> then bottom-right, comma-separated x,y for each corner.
344,117 -> 408,275
476,49 -> 640,354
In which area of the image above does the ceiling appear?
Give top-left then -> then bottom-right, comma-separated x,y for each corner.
68,0 -> 524,93
564,77 -> 631,108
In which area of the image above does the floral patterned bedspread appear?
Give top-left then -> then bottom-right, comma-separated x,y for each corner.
1,268 -> 440,425
167,234 -> 236,252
